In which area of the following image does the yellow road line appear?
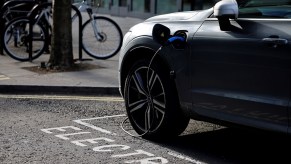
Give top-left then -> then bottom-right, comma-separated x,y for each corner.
0,75 -> 10,80
0,94 -> 124,102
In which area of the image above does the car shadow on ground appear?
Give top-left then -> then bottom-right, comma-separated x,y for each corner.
153,125 -> 289,164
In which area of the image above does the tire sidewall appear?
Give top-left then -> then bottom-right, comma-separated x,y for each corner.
124,59 -> 188,139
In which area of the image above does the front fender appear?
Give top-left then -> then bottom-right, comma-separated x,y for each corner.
119,35 -> 191,114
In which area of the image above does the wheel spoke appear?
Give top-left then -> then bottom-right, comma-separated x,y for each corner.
128,99 -> 147,113
148,70 -> 158,92
153,99 -> 166,115
145,106 -> 151,131
132,71 -> 147,96
153,92 -> 164,99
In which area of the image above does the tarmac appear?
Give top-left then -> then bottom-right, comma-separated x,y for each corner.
0,15 -> 144,96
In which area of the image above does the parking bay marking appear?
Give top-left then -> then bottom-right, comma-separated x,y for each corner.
41,115 -> 204,163
73,114 -> 127,136
73,115 -> 204,164
41,115 -> 170,163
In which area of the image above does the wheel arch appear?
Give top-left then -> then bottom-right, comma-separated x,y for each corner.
120,46 -> 176,97
121,45 -> 190,138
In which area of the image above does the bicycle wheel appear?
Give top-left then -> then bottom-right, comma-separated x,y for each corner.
2,17 -> 48,61
81,16 -> 123,60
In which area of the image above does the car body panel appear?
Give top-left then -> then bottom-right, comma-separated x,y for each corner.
190,18 -> 291,133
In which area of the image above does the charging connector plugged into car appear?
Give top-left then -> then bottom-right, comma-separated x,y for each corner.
152,24 -> 187,49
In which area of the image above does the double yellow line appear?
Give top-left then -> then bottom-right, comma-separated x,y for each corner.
0,94 -> 124,102
0,75 -> 10,80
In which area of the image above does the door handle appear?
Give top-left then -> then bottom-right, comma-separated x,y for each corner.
262,37 -> 288,46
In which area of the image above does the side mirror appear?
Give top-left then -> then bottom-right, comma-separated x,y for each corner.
214,0 -> 238,31
214,0 -> 238,19
152,24 -> 171,46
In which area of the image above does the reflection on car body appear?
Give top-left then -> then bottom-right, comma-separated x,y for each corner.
118,0 -> 291,139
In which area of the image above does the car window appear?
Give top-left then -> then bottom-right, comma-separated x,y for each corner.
237,0 -> 291,18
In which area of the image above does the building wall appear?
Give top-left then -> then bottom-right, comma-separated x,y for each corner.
74,0 -> 219,19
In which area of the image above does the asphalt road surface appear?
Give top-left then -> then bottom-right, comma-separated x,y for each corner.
0,94 -> 289,164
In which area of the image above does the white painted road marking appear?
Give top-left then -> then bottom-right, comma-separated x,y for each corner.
41,126 -> 83,134
55,132 -> 91,140
168,152 -> 205,164
74,115 -> 204,163
41,115 -> 206,163
73,115 -> 126,136
71,138 -> 115,147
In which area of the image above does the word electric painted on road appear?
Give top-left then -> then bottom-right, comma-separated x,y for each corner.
41,115 -> 170,164
41,115 -> 203,164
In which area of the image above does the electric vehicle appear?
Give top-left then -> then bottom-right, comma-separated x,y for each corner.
118,0 -> 291,139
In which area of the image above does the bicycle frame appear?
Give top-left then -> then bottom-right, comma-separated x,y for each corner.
1,1 -> 36,22
72,0 -> 102,41
34,7 -> 51,26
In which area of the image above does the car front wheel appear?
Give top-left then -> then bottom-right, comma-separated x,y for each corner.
124,59 -> 189,139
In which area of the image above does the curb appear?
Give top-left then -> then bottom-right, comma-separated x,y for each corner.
0,85 -> 121,96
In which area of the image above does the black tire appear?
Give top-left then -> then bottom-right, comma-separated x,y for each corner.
124,59 -> 190,139
81,16 -> 123,60
2,17 -> 48,61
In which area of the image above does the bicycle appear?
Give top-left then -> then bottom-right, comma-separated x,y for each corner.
76,1 -> 123,60
0,0 -> 40,55
0,0 -> 38,24
1,0 -> 123,61
1,2 -> 51,61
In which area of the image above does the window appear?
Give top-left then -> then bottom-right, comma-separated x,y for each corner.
112,0 -> 118,6
156,0 -> 177,14
132,0 -> 150,13
119,0 -> 126,7
182,0 -> 194,11
238,0 -> 291,18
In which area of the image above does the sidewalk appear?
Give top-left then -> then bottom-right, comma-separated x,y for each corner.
0,15 -> 144,96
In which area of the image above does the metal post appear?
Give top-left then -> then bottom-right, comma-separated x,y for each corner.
71,5 -> 83,61
71,4 -> 92,61
29,18 -> 33,62
0,1 -> 3,55
0,20 -> 4,55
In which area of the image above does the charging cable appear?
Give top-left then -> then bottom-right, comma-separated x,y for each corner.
120,35 -> 186,138
120,46 -> 162,138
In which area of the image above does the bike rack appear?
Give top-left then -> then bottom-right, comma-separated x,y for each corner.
28,2 -> 90,62
0,20 -> 4,55
71,4 -> 93,62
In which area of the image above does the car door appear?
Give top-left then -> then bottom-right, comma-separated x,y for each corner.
190,3 -> 291,133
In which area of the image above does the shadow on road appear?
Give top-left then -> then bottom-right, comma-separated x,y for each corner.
154,127 -> 289,163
